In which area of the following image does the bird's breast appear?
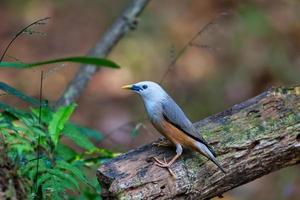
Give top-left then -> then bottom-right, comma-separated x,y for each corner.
144,101 -> 162,121
143,101 -> 166,133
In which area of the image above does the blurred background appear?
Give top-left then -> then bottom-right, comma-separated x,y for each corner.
0,0 -> 299,199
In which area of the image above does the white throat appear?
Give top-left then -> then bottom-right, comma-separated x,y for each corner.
140,90 -> 167,121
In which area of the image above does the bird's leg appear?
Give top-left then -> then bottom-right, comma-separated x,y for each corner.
153,144 -> 182,177
152,139 -> 173,147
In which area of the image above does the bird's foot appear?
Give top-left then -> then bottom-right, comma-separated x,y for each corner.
152,157 -> 176,177
152,140 -> 173,147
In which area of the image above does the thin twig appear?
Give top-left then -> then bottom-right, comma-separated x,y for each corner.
159,13 -> 227,84
43,63 -> 68,79
7,55 -> 24,62
0,93 -> 8,97
33,70 -> 44,198
0,17 -> 50,62
26,156 -> 44,164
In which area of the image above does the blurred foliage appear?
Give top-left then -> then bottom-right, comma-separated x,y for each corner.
0,13 -> 122,199
0,81 -> 116,199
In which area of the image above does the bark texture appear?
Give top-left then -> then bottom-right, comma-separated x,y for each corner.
97,85 -> 300,199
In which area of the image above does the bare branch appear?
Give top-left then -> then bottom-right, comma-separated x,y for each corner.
55,0 -> 151,108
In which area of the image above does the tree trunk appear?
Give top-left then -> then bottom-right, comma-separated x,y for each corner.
97,85 -> 300,199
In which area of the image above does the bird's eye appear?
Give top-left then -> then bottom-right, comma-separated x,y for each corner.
142,85 -> 148,89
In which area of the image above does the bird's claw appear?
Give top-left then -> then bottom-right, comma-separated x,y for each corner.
153,157 -> 169,167
152,157 -> 176,177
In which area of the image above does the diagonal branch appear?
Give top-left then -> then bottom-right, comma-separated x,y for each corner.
55,0 -> 151,108
97,85 -> 300,199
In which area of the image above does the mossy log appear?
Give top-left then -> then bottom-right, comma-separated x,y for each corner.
97,86 -> 300,199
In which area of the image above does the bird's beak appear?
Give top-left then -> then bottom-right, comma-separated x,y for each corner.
121,84 -> 133,90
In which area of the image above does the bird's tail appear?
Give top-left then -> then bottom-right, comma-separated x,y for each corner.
195,141 -> 227,174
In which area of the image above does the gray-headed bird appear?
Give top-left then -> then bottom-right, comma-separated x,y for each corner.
122,81 -> 226,176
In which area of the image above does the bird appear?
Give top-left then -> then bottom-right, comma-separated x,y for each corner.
122,81 -> 226,176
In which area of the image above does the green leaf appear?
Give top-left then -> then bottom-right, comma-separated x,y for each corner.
0,82 -> 41,106
68,123 -> 103,141
36,173 -> 53,189
46,168 -> 79,190
31,106 -> 53,124
63,123 -> 96,150
83,147 -> 116,159
79,178 -> 101,200
56,160 -> 90,187
0,110 -> 19,121
20,158 -> 47,179
41,179 -> 64,199
0,102 -> 25,117
55,143 -> 77,161
0,56 -> 119,69
48,104 -> 76,145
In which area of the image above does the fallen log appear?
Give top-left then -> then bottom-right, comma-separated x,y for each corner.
97,85 -> 300,199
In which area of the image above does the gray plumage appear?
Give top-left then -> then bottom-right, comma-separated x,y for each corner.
123,81 -> 226,174
161,97 -> 217,156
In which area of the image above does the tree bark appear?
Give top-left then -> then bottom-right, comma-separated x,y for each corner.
55,0 -> 150,108
97,85 -> 300,199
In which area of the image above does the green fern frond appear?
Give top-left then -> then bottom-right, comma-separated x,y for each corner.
46,168 -> 79,191
48,104 -> 76,145
55,143 -> 77,161
63,123 -> 96,150
55,160 -> 90,187
41,179 -> 65,200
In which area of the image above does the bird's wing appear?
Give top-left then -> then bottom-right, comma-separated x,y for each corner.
161,98 -> 217,156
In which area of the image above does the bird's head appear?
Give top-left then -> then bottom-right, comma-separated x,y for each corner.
122,81 -> 167,102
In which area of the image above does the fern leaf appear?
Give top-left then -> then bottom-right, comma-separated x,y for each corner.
68,123 -> 103,141
55,160 -> 90,186
41,179 -> 64,200
55,143 -> 77,161
20,158 -> 47,179
31,106 -> 53,124
48,104 -> 76,145
0,82 -> 40,106
63,123 -> 96,150
36,173 -> 53,189
46,168 -> 79,190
